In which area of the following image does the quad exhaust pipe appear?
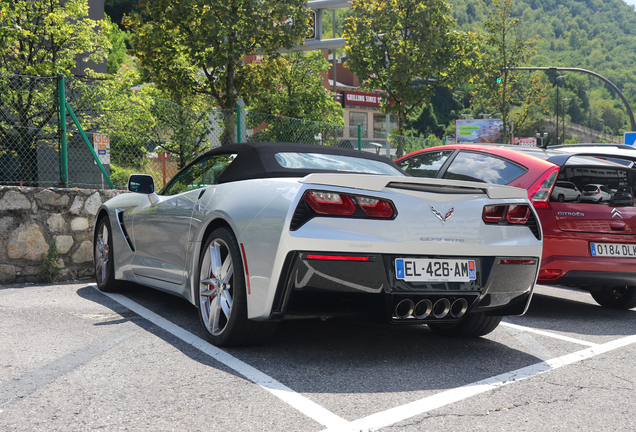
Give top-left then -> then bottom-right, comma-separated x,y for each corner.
394,297 -> 469,320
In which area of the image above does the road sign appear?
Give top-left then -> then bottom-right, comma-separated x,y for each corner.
625,132 -> 636,146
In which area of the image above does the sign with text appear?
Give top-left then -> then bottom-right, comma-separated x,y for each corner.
93,133 -> 110,165
344,91 -> 383,107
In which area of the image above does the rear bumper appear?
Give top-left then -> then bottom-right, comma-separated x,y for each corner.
538,231 -> 636,286
542,269 -> 636,288
538,254 -> 636,286
270,252 -> 539,321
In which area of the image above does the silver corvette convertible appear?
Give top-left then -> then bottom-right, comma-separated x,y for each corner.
93,142 -> 542,346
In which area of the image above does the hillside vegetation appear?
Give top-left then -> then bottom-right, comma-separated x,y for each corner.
452,0 -> 636,136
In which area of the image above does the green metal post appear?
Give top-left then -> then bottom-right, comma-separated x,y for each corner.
65,101 -> 115,189
236,104 -> 242,144
358,124 -> 362,150
57,74 -> 69,187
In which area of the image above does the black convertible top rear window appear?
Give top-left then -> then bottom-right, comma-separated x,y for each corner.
275,152 -> 403,175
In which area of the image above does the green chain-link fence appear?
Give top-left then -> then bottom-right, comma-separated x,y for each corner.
0,75 -> 60,187
1,73 -> 442,190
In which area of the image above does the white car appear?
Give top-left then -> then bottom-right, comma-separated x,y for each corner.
581,183 -> 612,202
94,142 -> 542,346
551,181 -> 581,202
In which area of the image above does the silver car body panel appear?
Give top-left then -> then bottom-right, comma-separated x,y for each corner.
96,173 -> 542,320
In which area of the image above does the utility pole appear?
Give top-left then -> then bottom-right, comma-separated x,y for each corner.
556,75 -> 567,145
563,97 -> 571,143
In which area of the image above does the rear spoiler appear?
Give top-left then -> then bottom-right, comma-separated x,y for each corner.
548,153 -> 636,171
299,173 -> 528,200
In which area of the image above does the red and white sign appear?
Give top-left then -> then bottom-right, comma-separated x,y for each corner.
515,137 -> 537,147
93,133 -> 110,165
345,91 -> 383,107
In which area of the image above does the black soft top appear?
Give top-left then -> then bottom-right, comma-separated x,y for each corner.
198,142 -> 405,184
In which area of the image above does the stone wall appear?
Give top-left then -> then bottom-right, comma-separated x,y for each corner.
0,186 -> 124,285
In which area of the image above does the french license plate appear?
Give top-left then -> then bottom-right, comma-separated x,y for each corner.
395,258 -> 476,282
590,243 -> 636,257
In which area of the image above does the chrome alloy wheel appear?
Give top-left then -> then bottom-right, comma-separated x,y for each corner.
199,238 -> 234,336
94,222 -> 110,285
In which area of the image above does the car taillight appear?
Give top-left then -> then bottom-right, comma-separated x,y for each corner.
482,205 -> 506,223
302,190 -> 395,219
482,204 -> 531,225
506,204 -> 530,224
304,191 -> 356,215
354,195 -> 394,218
527,165 -> 559,209
305,254 -> 371,261
538,269 -> 562,280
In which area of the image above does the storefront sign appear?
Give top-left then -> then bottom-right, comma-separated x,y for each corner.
345,91 -> 383,107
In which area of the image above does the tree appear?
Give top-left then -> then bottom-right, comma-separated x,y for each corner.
343,0 -> 481,139
472,0 -> 541,144
242,51 -> 344,122
78,71 -> 214,176
238,51 -> 344,144
106,16 -> 130,74
125,0 -> 312,143
0,0 -> 110,186
0,0 -> 109,76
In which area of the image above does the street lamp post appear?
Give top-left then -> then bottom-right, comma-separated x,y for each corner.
556,75 -> 567,144
562,97 -> 571,143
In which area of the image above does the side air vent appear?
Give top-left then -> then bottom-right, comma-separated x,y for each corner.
290,198 -> 313,231
387,182 -> 487,195
525,210 -> 542,240
116,209 -> 135,252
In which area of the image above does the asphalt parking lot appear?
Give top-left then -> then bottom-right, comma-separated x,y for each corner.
1,282 -> 635,431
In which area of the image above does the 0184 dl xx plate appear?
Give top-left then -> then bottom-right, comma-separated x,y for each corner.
591,242 -> 636,257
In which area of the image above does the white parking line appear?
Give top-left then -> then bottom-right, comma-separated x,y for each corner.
500,321 -> 599,347
321,334 -> 636,432
94,286 -> 350,430
95,285 -> 636,432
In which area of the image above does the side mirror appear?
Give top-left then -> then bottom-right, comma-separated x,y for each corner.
127,174 -> 155,194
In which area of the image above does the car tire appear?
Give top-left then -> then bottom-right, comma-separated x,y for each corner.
557,194 -> 565,202
196,227 -> 278,347
94,216 -> 119,292
427,313 -> 502,337
591,286 -> 636,310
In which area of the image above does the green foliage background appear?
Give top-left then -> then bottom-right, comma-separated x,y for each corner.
451,0 -> 636,136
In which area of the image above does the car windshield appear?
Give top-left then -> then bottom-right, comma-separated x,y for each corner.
161,153 -> 238,195
583,185 -> 599,192
275,152 -> 404,176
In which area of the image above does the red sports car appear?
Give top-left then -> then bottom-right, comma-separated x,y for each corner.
396,144 -> 636,309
